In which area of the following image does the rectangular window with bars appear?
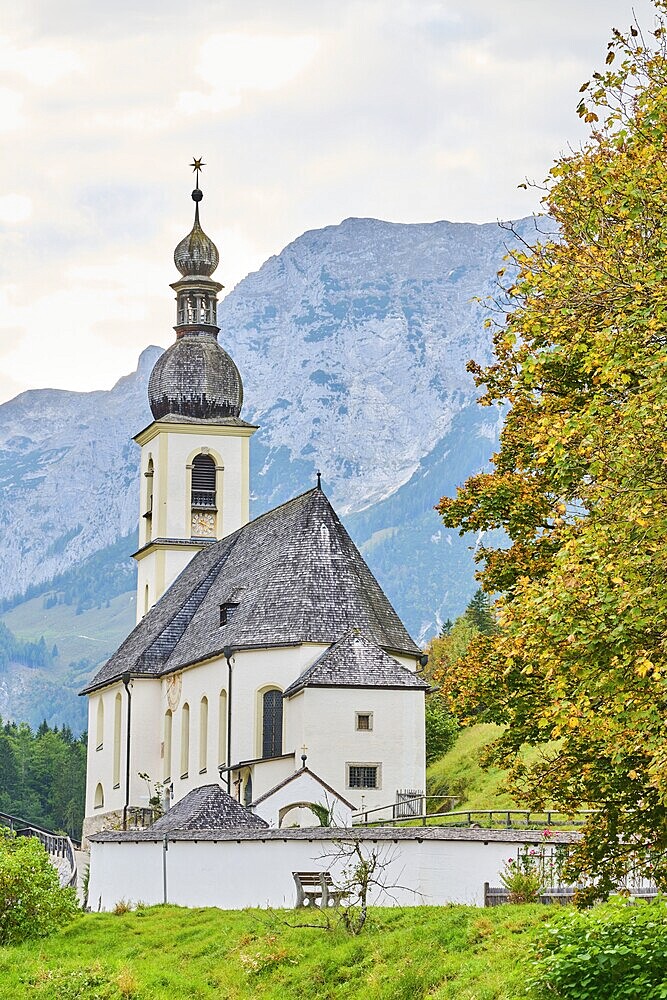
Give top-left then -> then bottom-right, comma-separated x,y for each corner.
347,764 -> 380,789
355,712 -> 373,731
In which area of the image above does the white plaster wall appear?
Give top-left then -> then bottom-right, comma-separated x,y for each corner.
88,834 -> 545,912
164,645 -> 328,806
134,424 -> 252,616
298,687 -> 426,815
87,643 -> 425,821
249,755 -> 296,800
85,682 -> 126,816
127,680 -> 163,806
84,679 -> 163,822
135,547 -> 198,624
145,428 -> 250,541
252,770 -> 353,828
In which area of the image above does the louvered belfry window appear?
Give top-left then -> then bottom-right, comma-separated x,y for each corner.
262,689 -> 283,759
191,454 -> 216,509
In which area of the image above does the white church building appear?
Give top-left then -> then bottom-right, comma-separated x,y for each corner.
81,174 -> 428,843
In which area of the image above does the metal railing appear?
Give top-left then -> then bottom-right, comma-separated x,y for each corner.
191,491 -> 216,509
353,795 -> 456,824
0,810 -> 78,888
352,799 -> 596,829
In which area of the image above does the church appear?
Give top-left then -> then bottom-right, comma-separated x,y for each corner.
81,170 -> 428,842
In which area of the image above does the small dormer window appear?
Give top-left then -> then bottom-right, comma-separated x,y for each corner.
219,602 -> 239,626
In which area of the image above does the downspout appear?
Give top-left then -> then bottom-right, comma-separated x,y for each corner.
121,671 -> 132,830
223,647 -> 234,794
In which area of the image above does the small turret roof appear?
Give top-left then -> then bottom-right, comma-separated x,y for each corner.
173,189 -> 219,277
283,631 -> 429,697
149,785 -> 267,833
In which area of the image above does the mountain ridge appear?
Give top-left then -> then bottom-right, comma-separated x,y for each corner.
0,213 -> 527,727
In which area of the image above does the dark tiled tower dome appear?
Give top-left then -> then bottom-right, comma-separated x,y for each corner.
148,336 -> 243,420
148,176 -> 244,421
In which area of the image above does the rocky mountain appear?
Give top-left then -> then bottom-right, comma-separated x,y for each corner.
0,215 -> 527,729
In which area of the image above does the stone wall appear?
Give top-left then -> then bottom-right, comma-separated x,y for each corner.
82,809 -> 124,851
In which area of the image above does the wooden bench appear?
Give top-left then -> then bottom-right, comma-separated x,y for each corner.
292,871 -> 347,909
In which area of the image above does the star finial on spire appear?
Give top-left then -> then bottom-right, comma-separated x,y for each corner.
190,157 -> 205,187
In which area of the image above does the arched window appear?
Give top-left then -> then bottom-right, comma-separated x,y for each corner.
163,710 -> 172,782
95,698 -> 104,751
180,703 -> 190,779
199,696 -> 208,773
191,454 -> 216,509
94,782 -> 104,809
144,584 -> 149,615
218,690 -> 227,766
261,689 -> 283,759
112,693 -> 122,788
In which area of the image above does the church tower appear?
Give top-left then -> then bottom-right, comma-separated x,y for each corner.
133,162 -> 257,621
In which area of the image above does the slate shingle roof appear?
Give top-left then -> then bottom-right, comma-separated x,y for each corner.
149,784 -> 268,833
283,632 -> 429,697
148,335 -> 244,421
81,487 -> 420,693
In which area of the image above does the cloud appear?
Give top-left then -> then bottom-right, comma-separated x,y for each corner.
0,87 -> 24,131
177,32 -> 321,114
0,194 -> 32,223
0,37 -> 82,86
0,0 -> 659,403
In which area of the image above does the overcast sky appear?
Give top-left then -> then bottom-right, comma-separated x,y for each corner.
0,0 -> 657,404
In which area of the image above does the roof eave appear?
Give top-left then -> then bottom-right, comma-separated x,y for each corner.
285,680 -> 429,698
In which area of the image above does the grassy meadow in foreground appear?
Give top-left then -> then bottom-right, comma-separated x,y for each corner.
0,903 -> 549,1000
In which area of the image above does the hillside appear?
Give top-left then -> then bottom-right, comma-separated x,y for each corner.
0,904 -> 549,1000
427,725 -> 516,809
0,215 -> 529,726
427,725 -> 565,814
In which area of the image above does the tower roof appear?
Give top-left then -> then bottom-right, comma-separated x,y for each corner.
81,486 -> 420,694
147,335 -> 243,420
174,198 -> 220,277
146,160 -> 244,422
173,156 -> 220,277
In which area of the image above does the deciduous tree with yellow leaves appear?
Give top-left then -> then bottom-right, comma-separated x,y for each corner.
438,5 -> 667,900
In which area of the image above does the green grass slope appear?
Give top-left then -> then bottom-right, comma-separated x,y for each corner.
427,725 -> 565,815
0,904 -> 550,1000
0,592 -> 135,730
427,724 -> 516,809
2,591 -> 135,667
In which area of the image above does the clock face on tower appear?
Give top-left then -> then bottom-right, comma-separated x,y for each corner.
191,511 -> 216,538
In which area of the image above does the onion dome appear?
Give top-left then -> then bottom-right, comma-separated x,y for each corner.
174,191 -> 220,277
147,159 -> 244,421
148,334 -> 243,420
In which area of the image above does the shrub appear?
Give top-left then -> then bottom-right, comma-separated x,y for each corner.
499,854 -> 542,904
528,896 -> 667,999
500,838 -> 564,904
0,827 -> 78,945
424,698 -> 458,764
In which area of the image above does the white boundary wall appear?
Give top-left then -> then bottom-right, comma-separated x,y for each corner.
88,828 -> 575,912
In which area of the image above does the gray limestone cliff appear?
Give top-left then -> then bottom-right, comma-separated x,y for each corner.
0,215 -> 532,726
